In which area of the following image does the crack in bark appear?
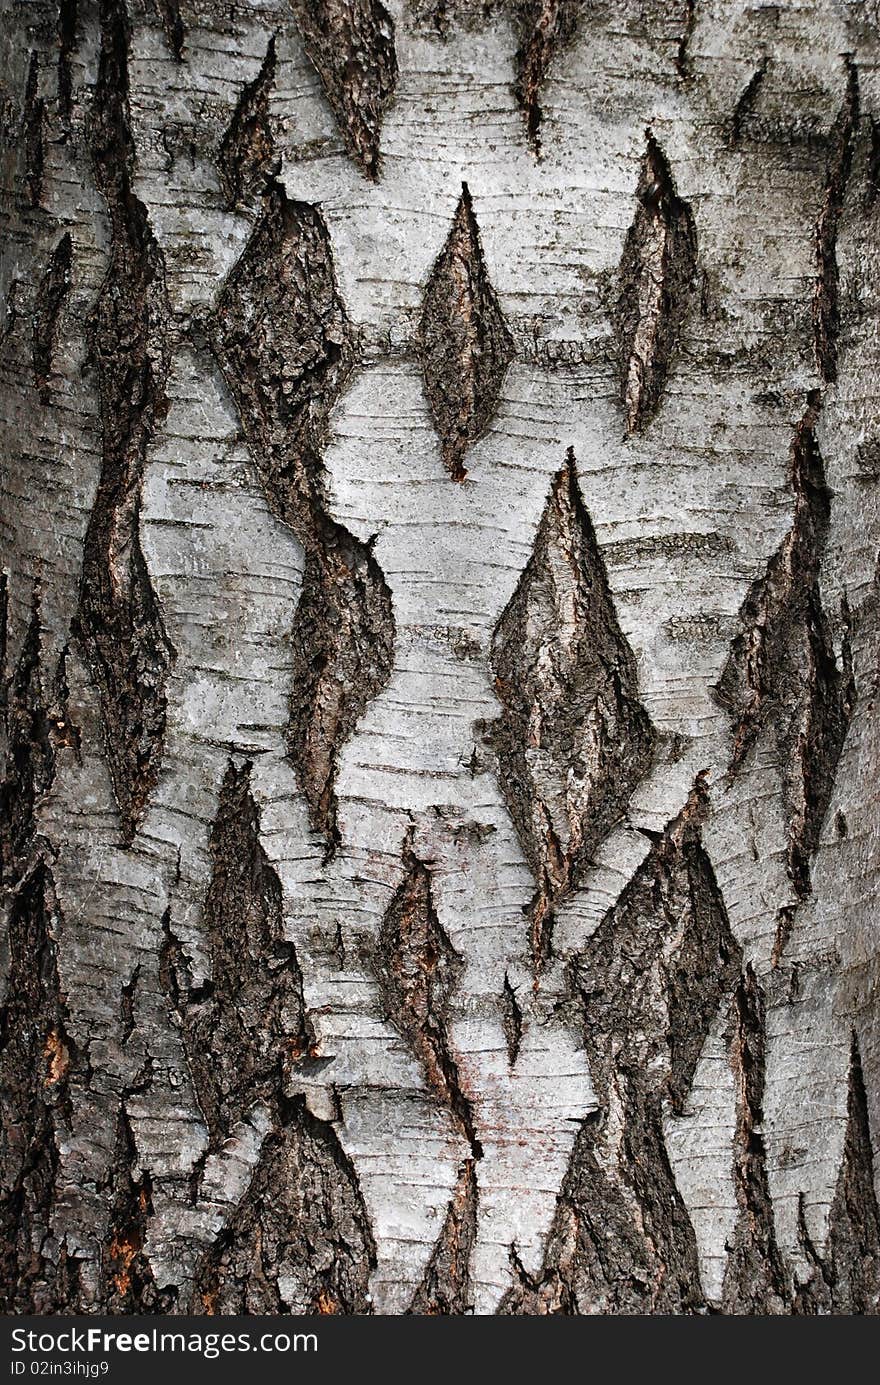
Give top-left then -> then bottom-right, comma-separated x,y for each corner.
374,833 -> 481,1158
288,0 -> 398,179
75,0 -> 175,845
721,965 -> 790,1312
511,2 -> 582,153
102,1106 -> 170,1311
728,63 -> 766,147
813,59 -> 859,384
487,450 -> 655,973
217,37 -> 278,209
408,1158 -> 478,1313
32,233 -> 73,403
159,760 -> 312,1153
0,864 -> 85,1312
191,1098 -> 376,1314
57,0 -> 78,129
501,971 -> 522,1066
23,52 -> 45,210
500,786 -> 740,1313
714,396 -> 855,897
794,1034 -> 880,1313
418,182 -> 514,481
209,185 -> 395,851
153,0 -> 186,62
615,133 -> 697,434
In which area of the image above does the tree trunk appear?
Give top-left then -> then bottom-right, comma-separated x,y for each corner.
2,0 -> 880,1316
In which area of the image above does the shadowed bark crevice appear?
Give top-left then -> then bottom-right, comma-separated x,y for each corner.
409,1158 -> 478,1313
512,2 -> 583,153
500,786 -> 740,1313
23,52 -> 45,210
75,0 -> 175,845
159,760 -> 313,1156
32,233 -> 73,403
714,396 -> 855,897
722,965 -> 790,1312
191,1098 -> 376,1314
288,0 -> 398,179
615,133 -> 697,434
417,182 -> 515,481
814,59 -> 859,384
217,37 -> 278,209
794,1034 -> 880,1313
487,449 -> 655,973
374,832 -> 482,1158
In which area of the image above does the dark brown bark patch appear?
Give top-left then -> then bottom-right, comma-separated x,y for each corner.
75,0 -> 175,845
487,450 -> 655,973
191,1100 -> 376,1314
714,397 -> 855,897
0,865 -> 85,1312
512,2 -> 582,153
32,233 -> 73,403
721,965 -> 790,1312
374,833 -> 481,1157
418,182 -> 514,481
813,60 -> 859,384
102,1108 -> 169,1311
614,133 -> 697,434
289,0 -> 398,179
209,187 -> 395,851
218,38 -> 278,209
501,786 -> 739,1313
409,1158 -> 478,1313
159,761 -> 312,1153
501,972 -> 522,1066
794,1034 -> 880,1314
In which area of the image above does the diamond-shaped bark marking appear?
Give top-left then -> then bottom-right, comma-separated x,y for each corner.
488,449 -> 655,972
615,133 -> 697,434
209,186 -> 395,850
714,397 -> 855,897
374,834 -> 480,1156
418,183 -> 514,481
289,0 -> 398,179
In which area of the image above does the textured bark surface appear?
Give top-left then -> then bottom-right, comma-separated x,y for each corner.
2,0 -> 880,1317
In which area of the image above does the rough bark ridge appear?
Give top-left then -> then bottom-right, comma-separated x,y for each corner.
2,0 -> 880,1319
500,787 -> 740,1313
714,397 -> 855,897
209,186 -> 395,851
488,450 -> 655,972
74,0 -> 175,844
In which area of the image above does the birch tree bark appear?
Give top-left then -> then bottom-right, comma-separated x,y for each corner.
2,0 -> 880,1316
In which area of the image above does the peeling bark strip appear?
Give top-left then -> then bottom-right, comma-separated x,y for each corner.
288,0 -> 398,178
512,1 -> 582,151
714,397 -> 855,897
795,1036 -> 880,1313
192,1100 -> 376,1315
722,966 -> 790,1313
75,0 -> 174,844
615,134 -> 697,434
409,1158 -> 478,1314
374,834 -> 481,1156
160,760 -> 311,1151
218,38 -> 278,209
0,864 -> 82,1312
501,788 -> 740,1314
209,187 -> 395,849
418,183 -> 514,481
488,451 -> 655,972
814,60 -> 859,384
32,233 -> 73,402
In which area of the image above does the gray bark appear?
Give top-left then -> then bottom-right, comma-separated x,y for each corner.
1,0 -> 880,1315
